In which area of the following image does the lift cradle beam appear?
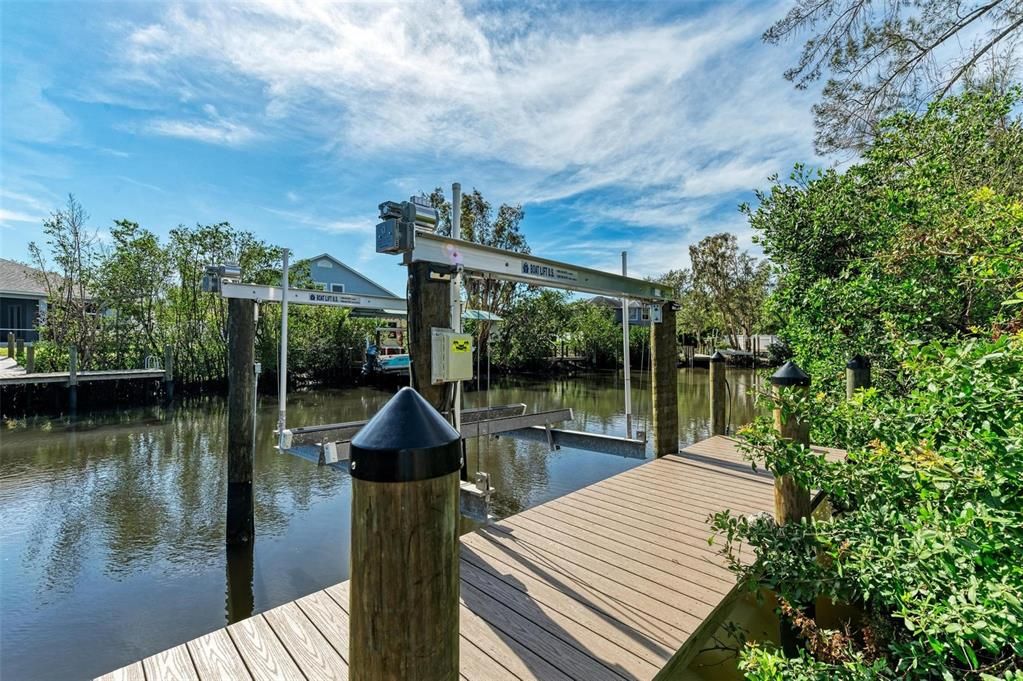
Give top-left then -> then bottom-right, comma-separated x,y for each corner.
219,281 -> 407,315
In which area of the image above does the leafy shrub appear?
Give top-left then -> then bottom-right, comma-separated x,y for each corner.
712,333 -> 1023,678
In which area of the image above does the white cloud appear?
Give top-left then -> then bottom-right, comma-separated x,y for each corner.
121,1 -> 813,170
144,116 -> 257,146
0,208 -> 41,224
111,0 -> 819,275
262,207 -> 366,234
1,65 -> 73,144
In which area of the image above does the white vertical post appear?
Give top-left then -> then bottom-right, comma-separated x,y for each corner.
621,251 -> 632,438
278,248 -> 289,449
450,182 -> 463,434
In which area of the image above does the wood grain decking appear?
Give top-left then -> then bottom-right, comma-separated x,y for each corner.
96,435 -> 828,681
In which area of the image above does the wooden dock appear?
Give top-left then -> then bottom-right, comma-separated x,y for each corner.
95,435 -> 828,681
0,368 -> 166,386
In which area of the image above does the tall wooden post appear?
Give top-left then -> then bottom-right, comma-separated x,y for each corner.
163,344 -> 175,403
770,361 -> 811,524
708,351 -> 727,436
651,301 -> 678,457
845,355 -> 870,400
6,332 -> 14,358
16,337 -> 24,358
226,298 -> 256,547
68,346 -> 79,414
349,387 -> 461,681
26,343 -> 35,373
407,261 -> 452,410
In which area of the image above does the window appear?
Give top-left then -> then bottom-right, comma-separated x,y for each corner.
331,283 -> 345,293
313,282 -> 328,291
316,259 -> 333,268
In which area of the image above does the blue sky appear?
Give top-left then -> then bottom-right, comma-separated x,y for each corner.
1,0 -> 823,294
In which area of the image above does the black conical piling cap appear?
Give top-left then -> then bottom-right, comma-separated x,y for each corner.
846,355 -> 870,370
350,387 -> 461,483
771,361 -> 810,387
709,351 -> 726,363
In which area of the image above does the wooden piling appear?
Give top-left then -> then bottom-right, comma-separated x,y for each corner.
349,387 -> 461,681
6,332 -> 13,358
770,361 -> 811,525
26,343 -> 35,373
845,355 -> 870,400
68,346 -> 79,414
407,261 -> 453,410
651,301 -> 678,457
709,351 -> 727,436
163,344 -> 175,403
16,337 -> 24,358
226,298 -> 256,547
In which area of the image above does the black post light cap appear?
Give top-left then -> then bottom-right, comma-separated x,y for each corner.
846,355 -> 870,370
771,361 -> 810,387
709,351 -> 726,363
350,387 -> 462,483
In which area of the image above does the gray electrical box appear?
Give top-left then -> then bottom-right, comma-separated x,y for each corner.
376,218 -> 413,254
649,304 -> 663,323
431,328 -> 473,384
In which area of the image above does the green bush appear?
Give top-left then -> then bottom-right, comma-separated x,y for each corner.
713,333 -> 1023,678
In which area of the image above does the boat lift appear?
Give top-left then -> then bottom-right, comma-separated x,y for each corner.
376,189 -> 672,462
205,187 -> 675,524
203,257 -> 575,522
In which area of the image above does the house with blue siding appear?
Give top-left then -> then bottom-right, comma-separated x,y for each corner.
303,253 -> 398,298
0,258 -> 49,341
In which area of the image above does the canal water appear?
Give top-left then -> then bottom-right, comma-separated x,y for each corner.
0,368 -> 759,681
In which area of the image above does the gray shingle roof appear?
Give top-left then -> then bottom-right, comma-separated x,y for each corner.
0,258 -> 50,297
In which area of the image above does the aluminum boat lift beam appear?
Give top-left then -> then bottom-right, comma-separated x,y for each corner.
219,281 -> 407,315
405,231 -> 671,302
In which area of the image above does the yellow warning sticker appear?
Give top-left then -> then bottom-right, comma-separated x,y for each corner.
451,339 -> 471,353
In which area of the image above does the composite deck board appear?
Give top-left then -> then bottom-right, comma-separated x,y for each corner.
263,601 -> 348,680
96,435 -> 838,680
141,645 -> 200,681
528,504 -> 734,585
227,615 -> 304,680
95,662 -> 145,681
482,520 -> 724,610
186,629 -> 252,680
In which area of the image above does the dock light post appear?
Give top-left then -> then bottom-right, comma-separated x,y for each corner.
770,361 -> 811,525
709,351 -> 727,436
845,355 -> 871,400
349,387 -> 461,681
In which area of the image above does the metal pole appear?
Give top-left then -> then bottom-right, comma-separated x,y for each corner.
621,251 -> 632,438
451,182 -> 463,435
278,248 -> 289,449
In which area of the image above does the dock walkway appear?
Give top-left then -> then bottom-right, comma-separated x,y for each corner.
0,368 -> 165,386
96,435 -> 826,681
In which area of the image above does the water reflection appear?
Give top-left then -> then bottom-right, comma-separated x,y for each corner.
226,544 -> 255,624
0,368 -> 758,681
